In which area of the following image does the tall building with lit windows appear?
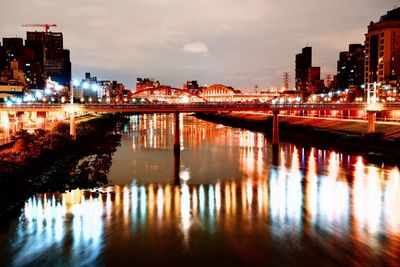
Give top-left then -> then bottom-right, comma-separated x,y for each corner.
295,46 -> 312,98
364,7 -> 400,86
26,31 -> 71,86
337,44 -> 365,90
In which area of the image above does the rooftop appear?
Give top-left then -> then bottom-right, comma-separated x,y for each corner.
379,7 -> 400,22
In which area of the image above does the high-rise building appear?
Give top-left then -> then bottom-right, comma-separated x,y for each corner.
337,44 -> 365,89
0,41 -> 4,70
26,31 -> 71,86
1,38 -> 27,85
364,7 -> 400,86
307,67 -> 325,94
295,46 -> 312,98
184,80 -> 199,93
2,38 -> 24,69
24,40 -> 45,89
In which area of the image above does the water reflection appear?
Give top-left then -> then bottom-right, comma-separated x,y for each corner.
2,114 -> 400,266
7,151 -> 400,265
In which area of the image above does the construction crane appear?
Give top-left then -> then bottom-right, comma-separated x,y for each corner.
22,24 -> 57,82
22,23 -> 57,33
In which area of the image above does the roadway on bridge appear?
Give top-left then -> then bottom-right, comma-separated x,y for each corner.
0,102 -> 391,113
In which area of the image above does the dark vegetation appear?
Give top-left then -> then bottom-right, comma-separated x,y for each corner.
195,112 -> 400,166
0,114 -> 127,223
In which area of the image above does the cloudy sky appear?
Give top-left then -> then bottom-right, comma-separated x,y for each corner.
0,0 -> 398,90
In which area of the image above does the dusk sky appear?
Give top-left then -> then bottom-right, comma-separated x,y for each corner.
1,0 -> 398,90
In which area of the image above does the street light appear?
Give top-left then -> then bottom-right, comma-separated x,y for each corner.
71,80 -> 102,103
82,82 -> 89,89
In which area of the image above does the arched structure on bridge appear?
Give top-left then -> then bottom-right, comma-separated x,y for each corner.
200,84 -> 235,102
132,87 -> 208,103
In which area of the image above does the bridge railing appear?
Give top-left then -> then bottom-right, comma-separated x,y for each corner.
74,102 -> 370,110
0,103 -> 63,109
5,102 -> 400,111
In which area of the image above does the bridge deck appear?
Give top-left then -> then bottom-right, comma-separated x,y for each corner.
1,102 -> 397,113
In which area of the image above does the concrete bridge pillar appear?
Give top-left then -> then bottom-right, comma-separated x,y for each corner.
70,113 -> 76,140
367,111 -> 376,133
174,112 -> 180,152
272,110 -> 279,147
31,111 -> 37,121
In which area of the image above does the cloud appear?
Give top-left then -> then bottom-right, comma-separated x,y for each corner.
183,42 -> 208,53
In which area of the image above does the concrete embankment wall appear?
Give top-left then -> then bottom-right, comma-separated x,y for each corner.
194,112 -> 400,164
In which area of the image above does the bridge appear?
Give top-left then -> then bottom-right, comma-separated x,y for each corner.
0,102 -> 394,112
0,102 -> 398,150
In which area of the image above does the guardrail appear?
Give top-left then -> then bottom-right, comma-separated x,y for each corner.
3,102 -> 400,111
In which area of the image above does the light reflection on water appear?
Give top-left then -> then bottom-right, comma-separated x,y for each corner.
2,114 -> 400,266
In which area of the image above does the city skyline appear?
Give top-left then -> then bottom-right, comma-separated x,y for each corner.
0,0 -> 398,90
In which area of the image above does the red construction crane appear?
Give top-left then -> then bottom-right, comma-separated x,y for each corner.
22,23 -> 57,32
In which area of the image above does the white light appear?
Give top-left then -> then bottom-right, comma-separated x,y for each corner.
92,84 -> 99,91
181,96 -> 189,103
180,169 -> 191,182
45,88 -> 52,95
73,80 -> 80,86
6,101 -> 12,107
27,94 -> 34,101
16,98 -> 22,104
82,82 -> 89,89
55,84 -> 63,91
35,91 -> 43,99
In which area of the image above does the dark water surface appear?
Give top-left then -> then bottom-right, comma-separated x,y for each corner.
1,114 -> 400,266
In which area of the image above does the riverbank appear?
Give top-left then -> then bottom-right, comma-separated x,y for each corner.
0,114 -> 127,222
195,112 -> 400,165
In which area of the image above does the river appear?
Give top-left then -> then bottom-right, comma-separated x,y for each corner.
1,113 -> 400,266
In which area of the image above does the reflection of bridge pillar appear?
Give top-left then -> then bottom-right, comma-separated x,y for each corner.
174,148 -> 180,185
367,111 -> 376,133
174,112 -> 180,152
272,145 -> 279,166
70,113 -> 76,140
272,110 -> 279,147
